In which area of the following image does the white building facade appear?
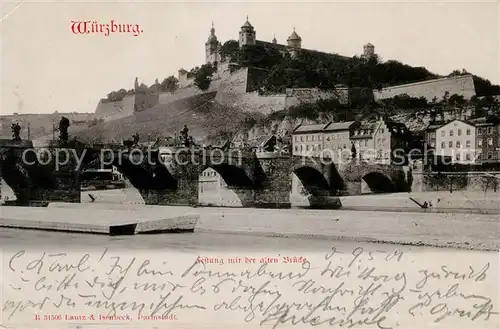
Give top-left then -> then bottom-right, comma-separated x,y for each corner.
435,119 -> 476,163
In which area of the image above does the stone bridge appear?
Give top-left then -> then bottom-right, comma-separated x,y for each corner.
0,140 -> 410,207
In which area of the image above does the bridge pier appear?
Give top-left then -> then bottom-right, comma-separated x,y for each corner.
0,141 -> 81,206
253,154 -> 292,208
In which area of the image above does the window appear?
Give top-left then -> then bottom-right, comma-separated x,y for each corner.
306,136 -> 309,141
466,140 -> 471,148
457,129 -> 462,136
312,145 -> 316,151
300,145 -> 303,151
478,139 -> 483,146
488,138 -> 493,146
488,127 -> 493,134
295,146 -> 298,152
364,140 -> 368,146
466,129 -> 471,135
318,145 -> 322,150
441,130 -> 445,137
381,129 -> 385,134
312,135 -> 315,141
488,152 -> 493,159
441,142 -> 446,148
448,141 -> 453,148
478,128 -> 482,135
455,153 -> 460,161
456,141 -> 460,148
300,136 -> 303,142
449,130 -> 454,136
466,153 -> 471,161
306,145 -> 309,151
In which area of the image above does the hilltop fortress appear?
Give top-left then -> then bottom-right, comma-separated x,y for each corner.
95,17 -> 476,118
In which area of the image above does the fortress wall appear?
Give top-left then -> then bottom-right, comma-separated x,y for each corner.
246,67 -> 270,92
373,75 -> 476,102
178,71 -> 196,88
94,94 -> 135,118
215,67 -> 286,114
285,88 -> 349,108
158,80 -> 221,105
238,92 -> 287,114
215,67 -> 249,106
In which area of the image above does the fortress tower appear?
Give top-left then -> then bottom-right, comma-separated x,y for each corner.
287,27 -> 302,48
287,28 -> 302,58
362,42 -> 375,59
239,16 -> 256,47
205,22 -> 221,65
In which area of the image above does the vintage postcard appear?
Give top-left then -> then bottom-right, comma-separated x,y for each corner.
0,0 -> 499,328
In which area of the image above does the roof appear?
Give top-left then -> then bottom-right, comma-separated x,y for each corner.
437,119 -> 475,129
287,30 -> 301,41
241,20 -> 253,29
468,116 -> 500,126
385,120 -> 408,133
350,121 -> 379,139
323,121 -> 355,132
365,42 -> 374,47
293,123 -> 328,134
426,123 -> 443,131
251,134 -> 275,147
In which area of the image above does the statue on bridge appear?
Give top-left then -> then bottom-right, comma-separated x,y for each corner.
351,142 -> 357,160
59,117 -> 70,142
11,123 -> 21,141
181,125 -> 190,147
132,132 -> 140,145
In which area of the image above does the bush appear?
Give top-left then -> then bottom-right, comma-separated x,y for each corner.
194,64 -> 215,91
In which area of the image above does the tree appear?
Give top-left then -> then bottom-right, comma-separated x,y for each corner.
194,64 -> 215,91
219,40 -> 239,61
161,76 -> 179,93
107,88 -> 127,102
448,94 -> 466,106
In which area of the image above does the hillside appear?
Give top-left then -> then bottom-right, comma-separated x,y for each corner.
74,92 -> 262,144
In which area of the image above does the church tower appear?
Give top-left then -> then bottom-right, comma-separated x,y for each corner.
205,22 -> 221,65
239,16 -> 256,47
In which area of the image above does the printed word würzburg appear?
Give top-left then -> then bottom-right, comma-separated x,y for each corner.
70,20 -> 143,36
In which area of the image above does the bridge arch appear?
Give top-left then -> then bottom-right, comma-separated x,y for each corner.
80,152 -> 180,205
198,164 -> 254,207
362,171 -> 396,193
293,166 -> 331,196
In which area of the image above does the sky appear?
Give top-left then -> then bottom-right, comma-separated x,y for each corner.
1,0 -> 499,115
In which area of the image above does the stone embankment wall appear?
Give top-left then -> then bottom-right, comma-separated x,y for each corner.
411,170 -> 500,193
373,75 -> 476,102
